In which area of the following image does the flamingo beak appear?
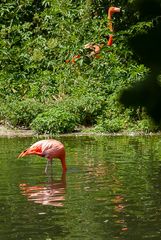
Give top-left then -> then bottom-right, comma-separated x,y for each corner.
18,150 -> 27,158
113,7 -> 121,13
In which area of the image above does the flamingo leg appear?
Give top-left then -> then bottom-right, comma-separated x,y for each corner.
45,160 -> 52,174
45,160 -> 49,174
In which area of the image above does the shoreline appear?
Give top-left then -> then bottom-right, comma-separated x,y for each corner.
0,125 -> 161,138
0,125 -> 34,138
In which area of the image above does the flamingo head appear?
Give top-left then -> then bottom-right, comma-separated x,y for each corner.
18,146 -> 42,158
108,6 -> 121,16
18,149 -> 28,158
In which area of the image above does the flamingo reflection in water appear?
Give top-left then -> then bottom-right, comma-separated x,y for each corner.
19,173 -> 66,207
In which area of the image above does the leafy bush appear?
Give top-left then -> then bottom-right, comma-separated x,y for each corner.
31,105 -> 78,134
59,95 -> 105,126
0,99 -> 44,128
95,104 -> 133,132
132,118 -> 159,133
31,94 -> 104,134
96,117 -> 129,132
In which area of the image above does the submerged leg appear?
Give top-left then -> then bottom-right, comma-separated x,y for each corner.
45,160 -> 52,174
45,160 -> 49,174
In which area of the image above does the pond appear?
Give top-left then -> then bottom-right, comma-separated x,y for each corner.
1,135 -> 161,240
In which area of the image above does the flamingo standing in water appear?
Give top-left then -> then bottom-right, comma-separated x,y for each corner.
18,139 -> 67,173
107,6 -> 121,46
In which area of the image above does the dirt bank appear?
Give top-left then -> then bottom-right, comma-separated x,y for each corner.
0,125 -> 160,138
0,125 -> 35,137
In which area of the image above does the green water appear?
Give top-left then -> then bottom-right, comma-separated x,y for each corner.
1,135 -> 161,240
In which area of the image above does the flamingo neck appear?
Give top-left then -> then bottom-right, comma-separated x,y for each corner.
107,6 -> 120,46
108,7 -> 121,19
61,156 -> 67,172
108,7 -> 121,32
107,35 -> 113,46
60,151 -> 67,172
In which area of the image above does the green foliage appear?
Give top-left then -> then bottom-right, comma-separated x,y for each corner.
31,94 -> 104,133
31,105 -> 78,134
63,94 -> 105,125
0,99 -> 44,128
0,0 -> 160,133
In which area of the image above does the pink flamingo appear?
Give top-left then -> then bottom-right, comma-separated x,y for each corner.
18,139 -> 67,173
107,6 -> 121,46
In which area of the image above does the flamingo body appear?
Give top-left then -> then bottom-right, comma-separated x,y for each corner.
18,139 -> 67,173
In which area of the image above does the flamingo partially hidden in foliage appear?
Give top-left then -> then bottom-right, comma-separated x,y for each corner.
18,139 -> 67,173
107,6 -> 121,46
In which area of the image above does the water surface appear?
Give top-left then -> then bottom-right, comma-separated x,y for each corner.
0,135 -> 161,239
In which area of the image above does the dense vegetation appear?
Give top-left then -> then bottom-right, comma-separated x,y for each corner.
1,0 -> 160,134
